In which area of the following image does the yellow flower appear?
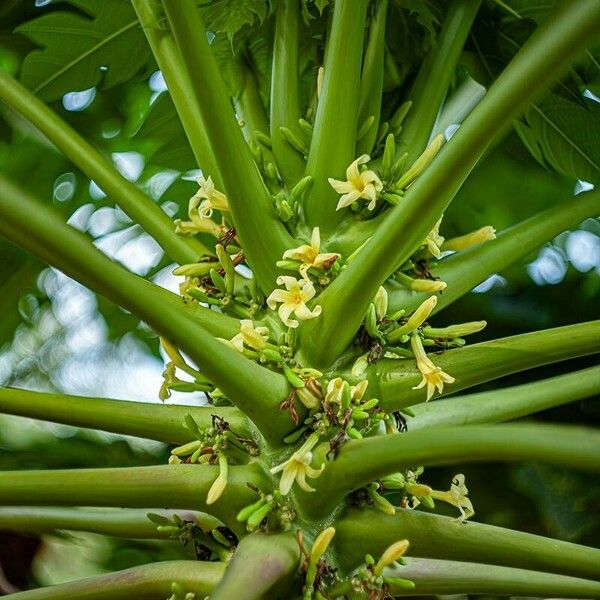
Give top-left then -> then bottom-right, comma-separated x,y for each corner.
266,276 -> 322,328
374,539 -> 409,576
174,176 -> 228,237
310,527 -> 336,562
206,453 -> 228,505
329,154 -> 383,211
374,286 -> 388,320
325,377 -> 368,405
423,217 -> 445,258
443,226 -> 496,252
390,295 -> 437,339
270,434 -> 325,495
194,176 -> 229,218
413,278 -> 447,293
430,473 -> 474,521
283,227 -> 340,279
229,319 -> 269,352
411,334 -> 455,400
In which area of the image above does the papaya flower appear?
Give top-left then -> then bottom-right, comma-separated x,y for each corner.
329,155 -> 383,211
410,334 -> 455,400
423,217 -> 445,258
270,433 -> 325,495
443,226 -> 496,252
229,319 -> 270,352
266,276 -> 322,328
174,176 -> 228,237
194,175 -> 229,218
282,227 -> 340,279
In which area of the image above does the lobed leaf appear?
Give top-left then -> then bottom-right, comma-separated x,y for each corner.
16,0 -> 151,101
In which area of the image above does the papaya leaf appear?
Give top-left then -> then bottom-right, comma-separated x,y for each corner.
136,93 -> 195,171
201,0 -> 272,41
15,0 -> 151,102
517,94 -> 600,184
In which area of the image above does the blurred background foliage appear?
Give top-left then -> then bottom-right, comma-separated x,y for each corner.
0,0 -> 598,595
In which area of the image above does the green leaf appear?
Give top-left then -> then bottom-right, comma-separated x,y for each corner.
201,0 -> 271,41
394,0 -> 441,44
517,94 -> 600,184
136,93 -> 195,170
16,0 -> 151,101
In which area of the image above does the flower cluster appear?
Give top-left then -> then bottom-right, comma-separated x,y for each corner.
382,469 -> 474,521
169,415 -> 257,505
353,288 -> 487,400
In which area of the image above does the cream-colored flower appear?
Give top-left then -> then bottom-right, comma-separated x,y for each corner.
282,227 -> 340,279
206,453 -> 228,505
329,155 -> 383,211
389,296 -> 437,340
174,176 -> 229,237
325,377 -> 368,406
430,473 -> 474,521
374,539 -> 410,576
374,286 -> 388,320
411,334 -> 455,400
266,276 -> 322,328
310,527 -> 336,562
423,217 -> 445,258
194,176 -> 229,218
270,434 -> 325,495
229,320 -> 269,352
444,226 -> 496,252
409,278 -> 447,293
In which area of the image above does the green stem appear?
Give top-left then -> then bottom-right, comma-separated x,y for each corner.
386,558 -> 600,598
0,387 -> 248,444
301,1 -> 600,365
310,423 -> 600,517
303,0 -> 369,231
210,533 -> 300,600
235,65 -> 269,141
0,259 -> 42,343
387,189 -> 600,314
161,0 -> 294,291
0,70 -> 204,264
357,0 -> 389,156
335,508 -> 600,580
270,0 -> 305,186
131,0 -> 222,186
407,366 -> 600,430
373,321 -> 600,411
0,465 -> 267,536
0,176 -> 291,444
234,64 -> 277,170
0,507 -> 218,539
430,75 -> 486,139
398,0 -> 482,164
5,561 -> 224,600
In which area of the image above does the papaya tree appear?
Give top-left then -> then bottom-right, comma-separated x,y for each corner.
0,0 -> 599,597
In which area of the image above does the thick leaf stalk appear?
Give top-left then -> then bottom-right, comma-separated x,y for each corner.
301,0 -> 600,365
303,0 -> 369,231
161,0 -> 294,290
308,424 -> 600,516
0,70 -> 205,264
335,508 -> 600,580
407,366 -> 600,430
0,387 -> 248,444
0,176 -> 291,443
5,561 -> 225,600
372,321 -> 600,410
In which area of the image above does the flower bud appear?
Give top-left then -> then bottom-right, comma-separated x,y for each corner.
374,539 -> 409,575
443,226 -> 496,252
374,286 -> 388,320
